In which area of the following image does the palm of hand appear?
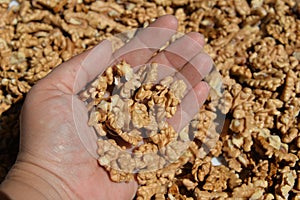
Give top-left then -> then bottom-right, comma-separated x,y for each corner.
17,15 -> 212,200
20,51 -> 136,199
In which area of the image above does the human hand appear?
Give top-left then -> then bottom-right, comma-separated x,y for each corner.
0,15 -> 213,200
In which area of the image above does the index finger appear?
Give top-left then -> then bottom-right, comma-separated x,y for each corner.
112,15 -> 178,66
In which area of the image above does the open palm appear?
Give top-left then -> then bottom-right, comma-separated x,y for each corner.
2,15 -> 213,200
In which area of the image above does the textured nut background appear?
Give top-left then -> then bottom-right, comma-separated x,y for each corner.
0,0 -> 299,199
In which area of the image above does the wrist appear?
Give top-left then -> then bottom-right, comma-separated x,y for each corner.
0,160 -> 74,200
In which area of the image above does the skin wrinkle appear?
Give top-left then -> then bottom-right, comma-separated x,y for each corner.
31,92 -> 70,106
184,52 -> 213,78
9,160 -> 70,200
111,48 -> 152,67
8,177 -> 52,200
118,37 -> 155,63
172,56 -> 212,90
18,154 -> 83,199
51,78 -> 77,95
43,69 -> 77,95
73,66 -> 90,94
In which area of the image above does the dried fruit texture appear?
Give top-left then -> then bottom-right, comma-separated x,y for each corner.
84,60 -> 187,175
1,0 -> 300,199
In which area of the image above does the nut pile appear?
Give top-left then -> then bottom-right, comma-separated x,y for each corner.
0,0 -> 299,199
81,60 -> 190,179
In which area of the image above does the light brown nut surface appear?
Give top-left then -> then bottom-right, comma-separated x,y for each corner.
1,0 -> 300,199
82,60 -> 189,178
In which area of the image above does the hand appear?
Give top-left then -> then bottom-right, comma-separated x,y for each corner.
0,15 -> 213,200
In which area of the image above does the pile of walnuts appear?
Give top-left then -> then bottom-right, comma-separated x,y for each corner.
0,0 -> 299,199
81,60 -> 190,180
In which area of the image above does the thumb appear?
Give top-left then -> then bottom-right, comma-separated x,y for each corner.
40,40 -> 112,94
